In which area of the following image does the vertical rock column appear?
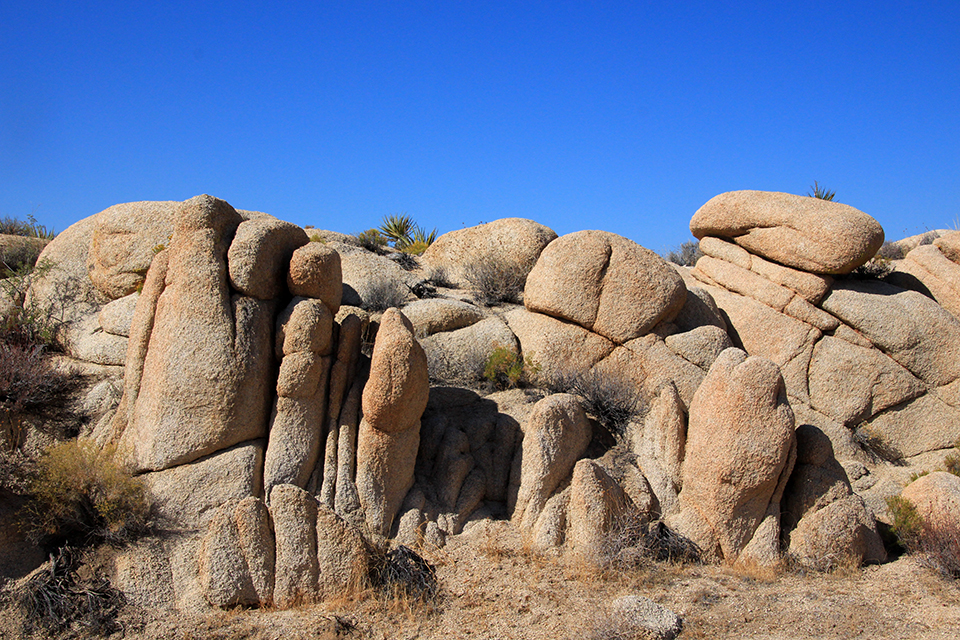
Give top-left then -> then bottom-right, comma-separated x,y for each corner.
356,308 -> 429,537
263,243 -> 342,499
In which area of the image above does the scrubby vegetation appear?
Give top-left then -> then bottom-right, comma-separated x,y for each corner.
361,279 -> 409,312
553,369 -> 642,441
663,240 -> 703,267
369,544 -> 439,607
378,214 -> 437,255
0,214 -> 56,240
20,441 -> 151,550
12,545 -> 125,638
483,346 -> 540,390
463,256 -> 526,306
356,228 -> 389,253
886,493 -> 960,578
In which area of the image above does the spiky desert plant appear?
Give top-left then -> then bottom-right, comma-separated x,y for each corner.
378,213 -> 416,247
808,181 -> 836,201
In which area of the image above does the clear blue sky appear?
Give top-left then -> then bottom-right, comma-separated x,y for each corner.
2,1 -> 958,253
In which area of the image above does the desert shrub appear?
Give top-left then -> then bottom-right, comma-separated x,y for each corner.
554,369 -> 641,441
308,232 -> 326,243
377,214 -> 437,253
916,517 -> 960,578
886,495 -> 923,550
14,546 -> 125,637
0,258 -> 60,348
877,240 -> 905,260
0,214 -> 55,239
425,265 -> 453,288
355,229 -> 388,253
0,241 -> 44,278
388,250 -> 419,271
597,514 -> 701,573
852,255 -> 893,280
21,440 -> 150,549
886,494 -> 960,577
360,279 -> 408,313
663,240 -> 703,266
808,181 -> 836,201
369,544 -> 438,605
463,257 -> 526,306
483,346 -> 540,390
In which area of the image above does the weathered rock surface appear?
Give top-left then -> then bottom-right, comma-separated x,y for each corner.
287,241 -> 343,314
420,316 -> 517,385
87,200 -> 178,299
420,218 -> 557,288
228,217 -> 308,300
512,394 -> 591,529
525,230 -> 686,343
402,298 -> 486,337
691,190 -> 884,274
567,459 -> 637,557
357,309 -> 429,535
606,595 -> 684,640
672,348 -> 796,562
117,195 -> 277,471
270,484 -> 319,608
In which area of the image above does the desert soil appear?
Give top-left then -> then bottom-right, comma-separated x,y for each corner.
84,518 -> 960,640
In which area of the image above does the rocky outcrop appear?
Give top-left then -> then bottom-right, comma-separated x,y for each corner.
671,348 -> 796,563
356,308 -> 429,536
900,471 -> 960,527
512,394 -> 591,530
420,218 -> 557,288
525,230 -> 686,344
691,190 -> 884,274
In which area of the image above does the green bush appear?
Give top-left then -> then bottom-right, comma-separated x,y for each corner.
0,258 -> 60,349
377,214 -> 437,252
355,229 -> 388,253
483,346 -> 540,390
21,440 -> 150,548
885,495 -> 923,551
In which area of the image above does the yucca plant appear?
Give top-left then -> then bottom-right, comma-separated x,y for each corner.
378,214 -> 416,246
410,225 -> 437,245
808,181 -> 836,201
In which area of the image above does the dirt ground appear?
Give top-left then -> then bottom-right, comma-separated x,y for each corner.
74,518 -> 959,640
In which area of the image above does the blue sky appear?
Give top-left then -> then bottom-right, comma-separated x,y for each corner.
2,1 -> 958,253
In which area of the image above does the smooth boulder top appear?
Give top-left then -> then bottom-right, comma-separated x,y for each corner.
524,230 -> 686,344
690,190 -> 884,275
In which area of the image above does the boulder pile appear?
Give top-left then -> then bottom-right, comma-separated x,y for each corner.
16,187 -> 960,611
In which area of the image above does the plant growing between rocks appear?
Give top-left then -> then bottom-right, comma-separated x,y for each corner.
360,279 -> 409,313
808,181 -> 836,201
21,441 -> 151,550
483,345 -> 540,390
553,369 -> 642,441
463,256 -> 526,306
663,240 -> 703,267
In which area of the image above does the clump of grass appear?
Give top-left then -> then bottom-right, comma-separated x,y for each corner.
360,279 -> 408,313
597,514 -> 701,573
483,345 -> 540,390
553,369 -> 642,441
853,423 -> 902,463
663,240 -> 703,267
425,265 -> 453,288
463,256 -> 526,306
876,240 -> 905,260
21,440 -> 151,549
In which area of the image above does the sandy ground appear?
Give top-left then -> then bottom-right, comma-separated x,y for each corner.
2,517 -> 958,640
66,518 -> 957,640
